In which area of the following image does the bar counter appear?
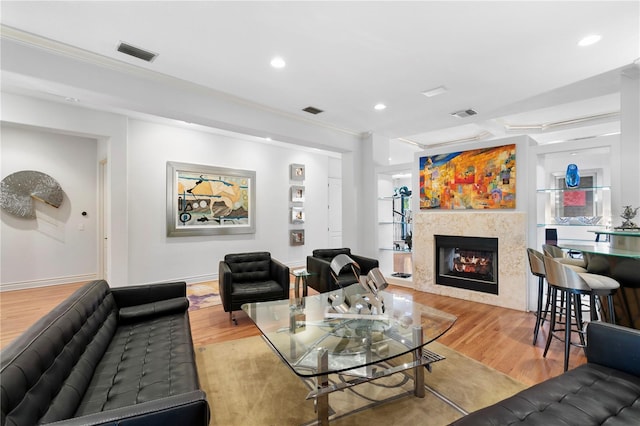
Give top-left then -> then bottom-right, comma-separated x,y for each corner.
557,242 -> 640,259
589,229 -> 640,251
557,242 -> 640,329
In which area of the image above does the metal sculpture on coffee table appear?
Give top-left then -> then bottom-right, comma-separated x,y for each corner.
326,254 -> 388,318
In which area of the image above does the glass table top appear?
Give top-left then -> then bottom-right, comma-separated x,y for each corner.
557,243 -> 640,259
242,284 -> 457,378
290,268 -> 315,277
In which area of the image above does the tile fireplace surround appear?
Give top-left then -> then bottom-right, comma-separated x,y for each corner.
413,211 -> 527,311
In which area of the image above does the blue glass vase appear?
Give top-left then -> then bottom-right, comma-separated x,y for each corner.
565,164 -> 580,188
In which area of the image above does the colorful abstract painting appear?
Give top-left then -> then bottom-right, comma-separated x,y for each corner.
167,162 -> 255,236
419,144 -> 516,210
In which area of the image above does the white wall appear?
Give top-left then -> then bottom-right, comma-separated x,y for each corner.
0,94 -> 340,289
1,124 -> 98,289
1,93 -> 130,287
126,120 -> 331,284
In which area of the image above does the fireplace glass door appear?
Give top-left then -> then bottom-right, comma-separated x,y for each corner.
435,235 -> 498,295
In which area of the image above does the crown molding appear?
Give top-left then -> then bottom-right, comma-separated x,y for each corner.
1,24 -> 360,138
397,130 -> 493,150
503,111 -> 620,133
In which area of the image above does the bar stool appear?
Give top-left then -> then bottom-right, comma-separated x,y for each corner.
527,248 -> 551,345
579,271 -> 620,324
542,244 -> 587,271
542,256 -> 619,371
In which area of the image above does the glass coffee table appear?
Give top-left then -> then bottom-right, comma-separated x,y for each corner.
242,283 -> 457,425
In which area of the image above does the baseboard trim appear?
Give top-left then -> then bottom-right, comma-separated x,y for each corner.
0,274 -> 98,292
386,275 -> 414,288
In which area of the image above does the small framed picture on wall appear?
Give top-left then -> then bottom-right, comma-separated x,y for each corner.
291,185 -> 305,203
291,207 -> 305,224
290,229 -> 305,246
290,163 -> 305,181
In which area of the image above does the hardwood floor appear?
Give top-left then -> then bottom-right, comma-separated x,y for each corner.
0,281 -> 586,387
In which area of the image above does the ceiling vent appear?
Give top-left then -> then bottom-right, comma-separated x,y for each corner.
117,42 -> 158,62
451,109 -> 478,118
302,106 -> 324,115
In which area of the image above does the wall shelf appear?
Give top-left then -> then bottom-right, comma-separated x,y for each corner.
536,186 -> 611,193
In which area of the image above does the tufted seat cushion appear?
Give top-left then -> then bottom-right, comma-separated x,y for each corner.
450,363 -> 640,425
231,281 -> 286,303
75,312 -> 199,416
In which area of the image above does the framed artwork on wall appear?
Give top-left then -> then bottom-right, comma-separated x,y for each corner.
291,185 -> 305,203
291,207 -> 305,224
290,163 -> 305,181
290,229 -> 305,246
166,161 -> 255,236
418,143 -> 516,210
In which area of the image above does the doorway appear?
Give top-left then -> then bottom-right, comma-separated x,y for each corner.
98,158 -> 109,280
328,177 -> 342,247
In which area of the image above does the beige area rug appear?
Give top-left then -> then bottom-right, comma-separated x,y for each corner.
187,281 -> 221,311
196,336 -> 527,425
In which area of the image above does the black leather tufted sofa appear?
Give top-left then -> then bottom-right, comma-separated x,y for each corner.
451,321 -> 640,425
0,280 -> 210,426
306,248 -> 379,293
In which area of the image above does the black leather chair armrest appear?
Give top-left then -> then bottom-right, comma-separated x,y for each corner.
350,254 -> 379,275
306,255 -> 332,293
219,261 -> 233,312
270,258 -> 290,299
586,321 -> 640,377
45,390 -> 210,426
111,281 -> 187,308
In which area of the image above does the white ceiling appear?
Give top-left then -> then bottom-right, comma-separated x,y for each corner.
1,1 -> 639,155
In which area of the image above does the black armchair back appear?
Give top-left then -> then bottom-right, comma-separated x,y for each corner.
219,252 -> 290,320
306,248 -> 379,293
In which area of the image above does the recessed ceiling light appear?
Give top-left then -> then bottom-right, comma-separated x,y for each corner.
422,86 -> 448,97
374,103 -> 387,111
578,34 -> 602,47
270,56 -> 286,69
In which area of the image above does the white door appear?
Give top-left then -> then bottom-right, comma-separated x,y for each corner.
328,178 -> 342,247
98,159 -> 109,280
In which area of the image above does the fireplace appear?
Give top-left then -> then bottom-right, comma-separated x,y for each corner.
435,235 -> 498,295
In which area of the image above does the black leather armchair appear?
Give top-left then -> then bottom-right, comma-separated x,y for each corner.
306,248 -> 379,293
219,251 -> 290,324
